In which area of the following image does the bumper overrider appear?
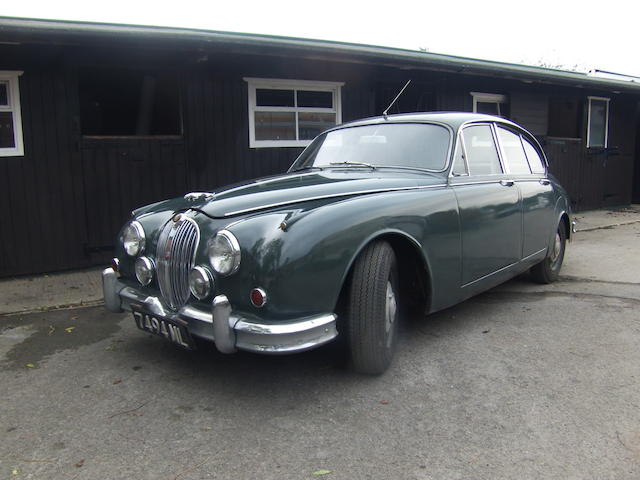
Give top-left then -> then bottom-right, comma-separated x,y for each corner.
102,268 -> 338,354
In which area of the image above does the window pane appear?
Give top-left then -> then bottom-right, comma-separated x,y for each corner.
0,82 -> 8,106
79,68 -> 180,136
522,138 -> 546,174
295,124 -> 450,171
497,127 -> 530,174
0,111 -> 15,148
462,125 -> 502,175
297,90 -> 333,108
298,112 -> 336,140
256,89 -> 295,107
476,102 -> 499,115
589,99 -> 607,147
255,112 -> 296,140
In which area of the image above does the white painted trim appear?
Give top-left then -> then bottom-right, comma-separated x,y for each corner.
244,77 -> 343,149
0,71 -> 24,157
470,92 -> 508,116
586,96 -> 610,148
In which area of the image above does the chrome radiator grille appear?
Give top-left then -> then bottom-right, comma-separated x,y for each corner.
156,214 -> 200,310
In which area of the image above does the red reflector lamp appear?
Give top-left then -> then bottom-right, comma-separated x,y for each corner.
250,288 -> 267,308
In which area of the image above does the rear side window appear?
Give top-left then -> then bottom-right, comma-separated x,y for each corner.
522,137 -> 546,174
496,127 -> 531,174
462,125 -> 503,175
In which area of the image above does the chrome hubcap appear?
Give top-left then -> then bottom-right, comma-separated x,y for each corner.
385,281 -> 397,336
550,232 -> 562,263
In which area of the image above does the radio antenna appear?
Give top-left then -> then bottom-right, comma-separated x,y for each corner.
383,80 -> 412,119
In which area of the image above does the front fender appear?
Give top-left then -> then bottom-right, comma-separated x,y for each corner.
219,188 -> 459,320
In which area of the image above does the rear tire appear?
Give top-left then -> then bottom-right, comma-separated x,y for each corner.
347,240 -> 399,375
530,221 -> 566,284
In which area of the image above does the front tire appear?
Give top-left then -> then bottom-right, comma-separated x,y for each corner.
530,221 -> 567,284
347,240 -> 399,375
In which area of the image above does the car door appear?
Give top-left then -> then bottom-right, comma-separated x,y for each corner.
450,123 -> 522,286
495,125 -> 556,258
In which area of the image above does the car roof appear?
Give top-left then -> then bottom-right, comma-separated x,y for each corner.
336,112 -> 521,132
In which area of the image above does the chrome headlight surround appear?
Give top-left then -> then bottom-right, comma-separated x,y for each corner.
123,221 -> 146,257
134,256 -> 155,286
207,230 -> 241,276
189,266 -> 214,300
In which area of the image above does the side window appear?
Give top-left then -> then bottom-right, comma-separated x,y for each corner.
451,134 -> 468,175
496,126 -> 530,174
522,137 -> 546,174
461,125 -> 503,175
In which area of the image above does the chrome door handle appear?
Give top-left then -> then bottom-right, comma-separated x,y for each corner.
540,179 -> 551,186
499,180 -> 515,187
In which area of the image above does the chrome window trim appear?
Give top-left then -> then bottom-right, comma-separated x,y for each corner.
520,134 -> 549,174
490,122 -> 508,174
494,124 -> 533,175
291,120 -> 455,174
450,122 -> 505,177
450,131 -> 470,177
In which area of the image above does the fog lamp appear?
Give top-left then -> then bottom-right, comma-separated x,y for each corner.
189,266 -> 213,300
134,256 -> 155,286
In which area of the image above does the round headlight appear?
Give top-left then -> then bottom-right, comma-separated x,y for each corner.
189,266 -> 213,300
123,221 -> 145,256
134,256 -> 155,286
207,230 -> 241,276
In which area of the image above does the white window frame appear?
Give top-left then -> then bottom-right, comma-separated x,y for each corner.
0,71 -> 24,157
586,96 -> 610,148
244,77 -> 344,148
470,92 -> 508,117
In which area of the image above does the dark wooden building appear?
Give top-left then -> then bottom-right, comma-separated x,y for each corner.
1,17 -> 639,277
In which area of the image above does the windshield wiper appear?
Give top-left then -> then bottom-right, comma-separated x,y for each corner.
290,166 -> 325,172
329,161 -> 377,170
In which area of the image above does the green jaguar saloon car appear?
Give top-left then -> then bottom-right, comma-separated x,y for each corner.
103,112 -> 573,374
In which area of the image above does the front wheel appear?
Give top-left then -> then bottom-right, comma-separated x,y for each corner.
347,240 -> 399,375
530,221 -> 567,284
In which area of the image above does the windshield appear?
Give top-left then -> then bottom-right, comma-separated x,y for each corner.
290,123 -> 451,172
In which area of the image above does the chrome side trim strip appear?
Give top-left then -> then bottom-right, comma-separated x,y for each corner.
460,247 -> 547,289
222,184 -> 447,217
449,180 -> 507,187
522,248 -> 547,262
461,261 -> 518,288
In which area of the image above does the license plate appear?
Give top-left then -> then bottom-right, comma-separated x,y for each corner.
132,307 -> 195,350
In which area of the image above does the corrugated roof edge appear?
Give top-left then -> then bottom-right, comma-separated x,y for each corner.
1,16 -> 639,93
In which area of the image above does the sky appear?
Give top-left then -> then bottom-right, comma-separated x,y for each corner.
3,0 -> 639,78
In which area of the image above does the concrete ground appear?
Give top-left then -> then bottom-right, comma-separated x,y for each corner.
1,211 -> 640,479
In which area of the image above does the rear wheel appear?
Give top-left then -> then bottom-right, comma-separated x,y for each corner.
347,240 -> 399,375
530,221 -> 566,284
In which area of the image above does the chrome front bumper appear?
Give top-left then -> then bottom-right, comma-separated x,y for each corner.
102,268 -> 338,354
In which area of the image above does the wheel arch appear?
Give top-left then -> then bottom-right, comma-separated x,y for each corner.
335,229 -> 433,316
